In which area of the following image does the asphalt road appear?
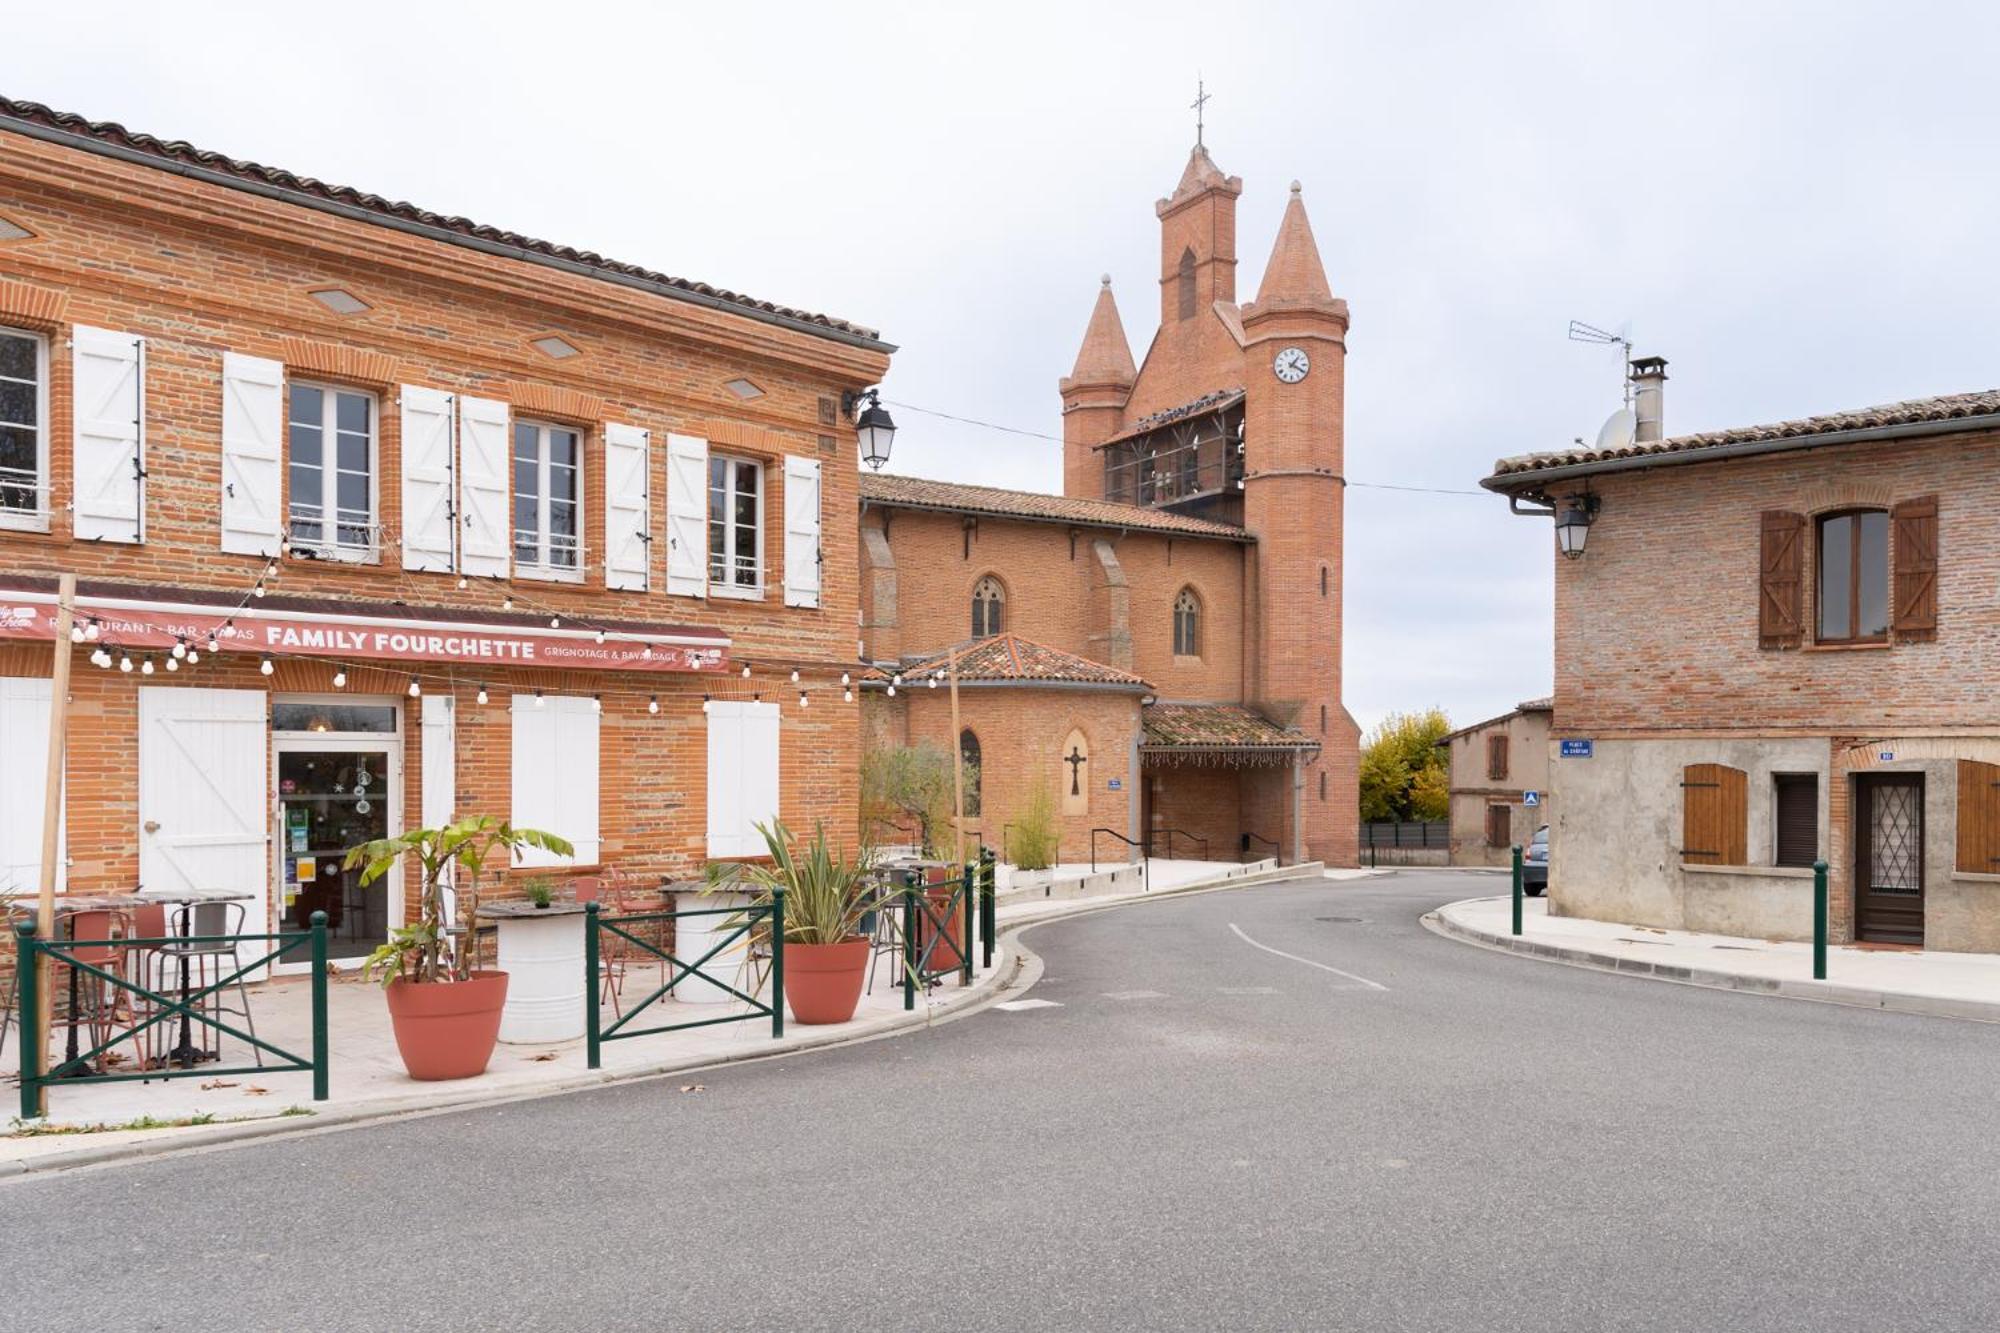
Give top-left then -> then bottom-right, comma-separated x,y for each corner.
10,870 -> 2000,1332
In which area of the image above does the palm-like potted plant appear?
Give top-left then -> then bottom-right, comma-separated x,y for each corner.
707,819 -> 886,1025
346,816 -> 572,1080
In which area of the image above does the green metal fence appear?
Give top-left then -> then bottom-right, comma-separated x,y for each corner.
900,865 -> 977,1010
15,912 -> 330,1119
585,896 -> 784,1070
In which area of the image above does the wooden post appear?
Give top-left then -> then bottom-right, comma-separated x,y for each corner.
32,572 -> 75,1116
948,647 -> 965,870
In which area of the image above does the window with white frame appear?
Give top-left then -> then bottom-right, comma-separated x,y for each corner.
708,453 -> 763,596
0,327 -> 49,527
287,382 -> 376,558
511,694 -> 600,865
513,420 -> 582,577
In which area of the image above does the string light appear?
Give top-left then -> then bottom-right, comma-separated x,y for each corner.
741,663 -> 752,679
84,618 -> 100,642
476,684 -> 489,705
185,649 -> 199,665
887,684 -> 897,697
648,694 -> 659,714
118,654 -> 133,673
641,645 -> 653,660
165,656 -> 179,672
172,637 -> 187,659
407,676 -> 422,698
259,655 -> 275,676
206,634 -> 219,653
789,669 -> 800,684
533,689 -> 545,707
139,656 -> 155,675
332,666 -> 346,689
798,691 -> 808,709
594,630 -> 606,644
457,576 -> 468,590
68,622 -> 84,644
503,596 -> 513,611
841,672 -> 850,687
592,693 -> 602,712
843,688 -> 853,703
549,616 -> 561,629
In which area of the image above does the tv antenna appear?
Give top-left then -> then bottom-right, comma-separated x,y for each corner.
1568,319 -> 1634,406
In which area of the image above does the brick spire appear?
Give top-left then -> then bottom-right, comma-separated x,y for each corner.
1253,181 -> 1333,306
1067,275 -> 1137,386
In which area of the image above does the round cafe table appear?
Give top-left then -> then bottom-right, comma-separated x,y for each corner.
475,900 -> 589,1043
135,887 -> 256,1067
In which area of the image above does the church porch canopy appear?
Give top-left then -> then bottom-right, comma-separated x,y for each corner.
1142,702 -> 1321,768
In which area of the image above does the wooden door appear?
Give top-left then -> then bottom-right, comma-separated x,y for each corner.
1855,774 -> 1925,945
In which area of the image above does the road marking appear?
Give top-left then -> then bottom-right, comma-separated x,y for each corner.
1227,923 -> 1389,991
1101,989 -> 1168,1000
1217,986 -> 1279,996
994,998 -> 1062,1012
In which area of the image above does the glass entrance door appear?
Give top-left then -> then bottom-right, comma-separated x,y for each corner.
277,747 -> 392,961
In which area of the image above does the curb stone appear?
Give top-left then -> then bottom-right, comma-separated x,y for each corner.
1424,897 -> 2000,1025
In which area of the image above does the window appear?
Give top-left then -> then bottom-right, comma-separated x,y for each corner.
287,382 -> 376,558
708,453 -> 763,596
0,326 -> 48,526
511,694 -> 600,865
971,576 -> 1005,638
1816,510 -> 1889,643
1172,588 -> 1201,656
1774,774 -> 1818,867
707,700 -> 779,856
1177,248 -> 1197,320
512,420 -> 582,577
960,729 -> 982,817
1485,804 -> 1511,848
1487,734 -> 1510,782
1682,763 -> 1748,865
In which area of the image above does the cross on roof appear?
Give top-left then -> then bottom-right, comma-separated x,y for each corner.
1191,78 -> 1212,149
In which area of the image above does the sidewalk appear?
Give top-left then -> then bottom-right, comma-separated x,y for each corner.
3,856 -> 1335,1174
1431,894 -> 2000,1023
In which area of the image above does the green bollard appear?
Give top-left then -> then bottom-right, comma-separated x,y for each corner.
960,862 -> 976,984
584,902 -> 602,1070
1511,844 -> 1524,937
902,876 -> 920,1012
980,849 -> 996,970
309,912 -> 329,1102
1813,860 -> 1828,981
771,888 -> 786,1038
17,919 -> 39,1120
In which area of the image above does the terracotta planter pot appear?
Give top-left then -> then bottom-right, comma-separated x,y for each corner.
384,971 -> 510,1081
783,938 -> 869,1025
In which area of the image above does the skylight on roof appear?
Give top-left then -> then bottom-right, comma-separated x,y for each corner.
531,335 -> 581,360
309,287 -> 369,314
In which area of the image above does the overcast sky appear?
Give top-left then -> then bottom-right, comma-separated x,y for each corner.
12,1 -> 2000,733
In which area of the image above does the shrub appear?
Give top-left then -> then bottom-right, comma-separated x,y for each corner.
1009,775 -> 1060,871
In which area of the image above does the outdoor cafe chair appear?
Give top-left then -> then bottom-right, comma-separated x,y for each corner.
865,878 -> 906,996
154,901 -> 262,1067
66,907 -> 148,1072
570,876 -> 629,1012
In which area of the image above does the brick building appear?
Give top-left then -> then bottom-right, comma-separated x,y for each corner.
1484,364 -> 2000,951
0,99 -> 890,967
860,141 -> 1359,866
1439,698 -> 1552,867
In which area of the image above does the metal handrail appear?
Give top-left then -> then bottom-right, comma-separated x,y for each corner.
1241,830 -> 1280,862
1149,827 -> 1211,862
1090,827 -> 1143,873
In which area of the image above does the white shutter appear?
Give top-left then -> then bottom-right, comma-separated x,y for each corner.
511,695 -> 600,866
220,352 -> 285,556
666,432 -> 708,597
400,386 -> 456,572
782,455 -> 822,608
72,326 -> 145,544
706,700 -> 780,857
0,678 -> 61,894
458,395 -> 511,578
421,694 -> 457,920
603,422 -> 652,591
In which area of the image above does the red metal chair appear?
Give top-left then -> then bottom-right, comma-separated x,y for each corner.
66,908 -> 146,1072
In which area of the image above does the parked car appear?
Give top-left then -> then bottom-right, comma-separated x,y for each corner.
1522,825 -> 1549,895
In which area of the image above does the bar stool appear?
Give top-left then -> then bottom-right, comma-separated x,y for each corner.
153,901 -> 262,1067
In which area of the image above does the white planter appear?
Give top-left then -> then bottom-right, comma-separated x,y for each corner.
674,890 -> 761,1005
491,910 -> 586,1043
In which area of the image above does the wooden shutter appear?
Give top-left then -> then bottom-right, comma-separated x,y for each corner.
72,326 -> 146,543
1892,495 -> 1938,642
706,699 -> 780,856
1773,774 -> 1818,868
420,694 -> 457,918
0,677 -> 62,892
603,422 -> 652,591
399,386 -> 456,572
783,455 -> 822,608
511,695 -> 599,867
457,395 -> 510,578
1956,759 -> 2000,874
219,352 -> 285,556
1487,733 -> 1509,782
1484,804 -> 1511,848
666,433 -> 708,597
1682,763 -> 1748,865
1759,511 -> 1805,649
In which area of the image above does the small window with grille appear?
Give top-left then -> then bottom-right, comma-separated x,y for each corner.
1774,774 -> 1818,867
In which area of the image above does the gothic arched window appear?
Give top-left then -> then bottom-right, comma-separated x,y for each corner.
1177,248 -> 1197,320
971,576 -> 1005,639
1173,587 -> 1201,657
960,729 -> 982,817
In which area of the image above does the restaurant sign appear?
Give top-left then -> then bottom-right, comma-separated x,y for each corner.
0,596 -> 730,674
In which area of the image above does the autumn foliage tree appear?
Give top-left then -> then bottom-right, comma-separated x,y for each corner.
1358,708 -> 1452,822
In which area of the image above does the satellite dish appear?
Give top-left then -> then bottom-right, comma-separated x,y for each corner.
1594,407 -> 1637,451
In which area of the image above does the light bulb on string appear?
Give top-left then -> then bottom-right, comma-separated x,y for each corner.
407,676 -> 421,698
798,691 -> 808,709
648,695 -> 660,715
332,666 -> 346,689
503,596 -> 513,611
457,577 -> 468,590
476,684 -> 489,705
790,669 -> 800,684
172,637 -> 187,660
592,694 -> 602,712
119,654 -> 133,673
594,630 -> 606,645
140,657 -> 155,675
533,689 -> 545,707
641,645 -> 653,660
549,617 -> 561,629
206,634 -> 219,653
68,622 -> 84,643
841,672 -> 850,687
165,656 -> 179,672
84,619 -> 100,641
843,689 -> 853,703
886,684 -> 896,697
259,656 -> 275,676
741,663 -> 751,679
185,649 -> 199,665
928,676 -> 937,688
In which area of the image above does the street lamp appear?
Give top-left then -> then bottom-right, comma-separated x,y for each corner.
1555,494 -> 1600,560
844,387 -> 897,471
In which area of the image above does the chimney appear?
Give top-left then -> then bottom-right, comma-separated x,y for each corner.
1630,356 -> 1668,442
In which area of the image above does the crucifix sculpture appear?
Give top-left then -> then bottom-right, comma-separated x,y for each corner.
1191,77 -> 1212,149
1065,745 -> 1087,797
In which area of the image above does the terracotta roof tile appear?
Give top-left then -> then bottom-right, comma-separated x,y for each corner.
890,634 -> 1148,689
1485,389 -> 2000,485
859,473 -> 1250,540
1141,702 -> 1318,751
0,97 -> 886,347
